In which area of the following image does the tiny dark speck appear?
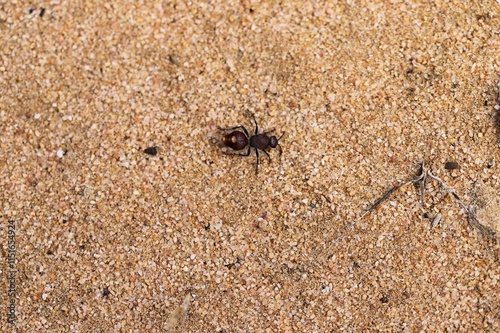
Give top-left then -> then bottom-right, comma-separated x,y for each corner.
40,8 -> 45,17
102,287 -> 110,297
444,161 -> 459,170
144,146 -> 158,156
204,223 -> 210,231
380,295 -> 389,303
168,54 -> 179,65
29,8 -> 34,14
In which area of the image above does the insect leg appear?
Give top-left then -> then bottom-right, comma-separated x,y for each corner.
255,148 -> 259,174
223,144 -> 252,156
261,149 -> 271,160
217,125 -> 250,138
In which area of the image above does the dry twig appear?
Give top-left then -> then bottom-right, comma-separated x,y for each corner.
329,163 -> 482,248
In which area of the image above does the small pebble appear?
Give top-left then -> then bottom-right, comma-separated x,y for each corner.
444,161 -> 459,170
143,146 -> 158,156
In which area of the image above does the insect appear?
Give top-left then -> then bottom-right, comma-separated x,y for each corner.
218,113 -> 284,174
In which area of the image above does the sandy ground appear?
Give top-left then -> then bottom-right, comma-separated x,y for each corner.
1,1 -> 499,332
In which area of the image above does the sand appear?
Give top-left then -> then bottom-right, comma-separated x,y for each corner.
1,1 -> 499,332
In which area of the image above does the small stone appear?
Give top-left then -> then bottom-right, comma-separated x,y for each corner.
143,146 -> 158,155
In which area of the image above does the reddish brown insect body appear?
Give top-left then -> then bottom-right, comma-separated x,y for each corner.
222,131 -> 248,150
218,113 -> 284,174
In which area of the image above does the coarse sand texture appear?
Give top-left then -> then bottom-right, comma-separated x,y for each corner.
1,1 -> 499,332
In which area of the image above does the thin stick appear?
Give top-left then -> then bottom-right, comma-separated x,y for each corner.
420,164 -> 428,204
327,162 -> 494,256
329,169 -> 424,248
427,171 -> 495,237
427,170 -> 468,211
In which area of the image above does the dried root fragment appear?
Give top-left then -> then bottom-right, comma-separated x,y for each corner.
329,163 -> 496,248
